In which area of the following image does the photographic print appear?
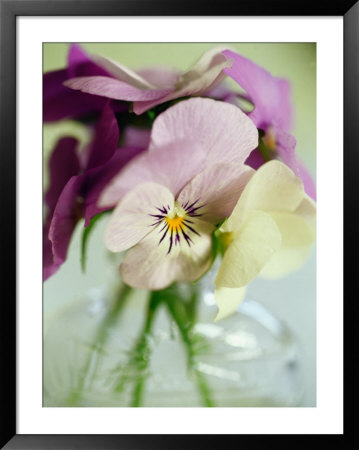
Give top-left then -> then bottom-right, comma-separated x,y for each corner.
42,43 -> 316,408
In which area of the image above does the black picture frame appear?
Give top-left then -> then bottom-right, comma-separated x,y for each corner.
1,0 -> 356,448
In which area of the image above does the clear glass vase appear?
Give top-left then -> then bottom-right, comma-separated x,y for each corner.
43,250 -> 304,407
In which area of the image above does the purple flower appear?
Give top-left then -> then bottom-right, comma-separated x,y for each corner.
43,103 -> 144,280
222,50 -> 316,200
63,47 -> 232,115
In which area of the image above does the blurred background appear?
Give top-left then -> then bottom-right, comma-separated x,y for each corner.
43,43 -> 316,406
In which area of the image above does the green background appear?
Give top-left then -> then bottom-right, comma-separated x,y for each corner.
43,43 -> 316,176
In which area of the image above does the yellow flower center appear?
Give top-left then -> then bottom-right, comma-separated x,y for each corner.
165,215 -> 185,233
150,199 -> 204,254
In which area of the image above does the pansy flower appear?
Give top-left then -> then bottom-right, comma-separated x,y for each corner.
64,47 -> 233,115
214,160 -> 316,320
100,98 -> 258,290
43,103 -> 145,280
222,50 -> 316,200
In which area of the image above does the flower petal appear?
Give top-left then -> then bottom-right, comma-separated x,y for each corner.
215,210 -> 282,288
43,220 -> 60,281
222,50 -> 293,132
149,97 -> 258,167
223,160 -> 304,232
296,158 -> 316,201
132,47 -> 233,114
275,128 -> 298,174
67,43 -> 111,78
64,76 -> 173,102
43,44 -> 114,122
260,211 -> 316,278
176,48 -> 231,94
92,54 -> 156,89
85,103 -> 119,170
104,182 -> 175,253
178,164 -> 254,224
137,67 -> 180,89
214,286 -> 247,322
82,146 -> 145,226
121,126 -> 151,149
44,137 -> 80,213
294,194 -> 316,227
119,218 -> 213,290
48,176 -> 82,266
99,140 -> 206,208
43,70 -> 112,122
245,148 -> 266,170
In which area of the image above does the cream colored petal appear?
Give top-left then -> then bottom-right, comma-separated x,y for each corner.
92,54 -> 156,89
223,160 -> 304,232
294,194 -> 317,228
183,46 -> 233,80
214,286 -> 247,322
260,211 -> 316,279
175,47 -> 233,96
215,210 -> 282,288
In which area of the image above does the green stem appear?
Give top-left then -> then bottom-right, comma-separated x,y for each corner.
67,283 -> 132,406
130,293 -> 162,407
112,291 -> 163,407
165,290 -> 215,407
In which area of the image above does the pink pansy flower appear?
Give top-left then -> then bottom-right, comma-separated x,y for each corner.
222,50 -> 316,200
100,98 -> 258,290
64,47 -> 233,115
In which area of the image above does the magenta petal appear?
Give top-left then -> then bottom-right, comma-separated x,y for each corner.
68,44 -> 91,74
68,43 -> 112,78
43,44 -> 115,122
245,148 -> 266,170
222,50 -> 293,132
43,69 -> 67,102
43,137 -> 81,280
43,70 -> 111,122
274,130 -> 316,200
82,146 -> 145,225
45,137 -> 80,212
275,129 -> 298,175
48,177 -> 82,266
43,219 -> 60,281
85,102 -> 120,170
64,76 -> 173,102
275,79 -> 293,132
